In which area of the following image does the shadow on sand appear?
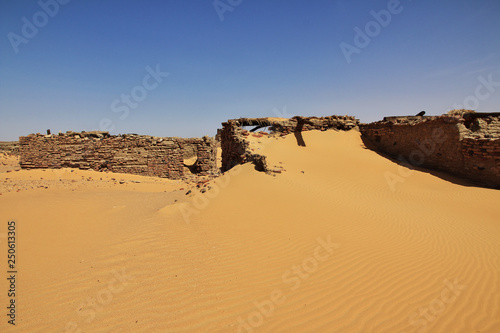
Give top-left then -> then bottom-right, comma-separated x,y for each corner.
359,136 -> 488,189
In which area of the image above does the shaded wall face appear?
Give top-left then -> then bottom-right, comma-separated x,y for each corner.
19,134 -> 218,180
461,138 -> 500,186
220,122 -> 248,172
359,117 -> 500,189
360,121 -> 463,172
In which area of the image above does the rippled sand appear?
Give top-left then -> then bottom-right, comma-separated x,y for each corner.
1,130 -> 499,332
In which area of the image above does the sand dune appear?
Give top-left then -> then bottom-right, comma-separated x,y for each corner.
1,130 -> 499,332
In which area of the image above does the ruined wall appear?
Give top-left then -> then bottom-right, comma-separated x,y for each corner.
19,131 -> 218,180
269,115 -> 358,135
220,120 -> 250,172
0,141 -> 20,155
179,137 -> 218,175
359,114 -> 500,189
220,115 -> 359,172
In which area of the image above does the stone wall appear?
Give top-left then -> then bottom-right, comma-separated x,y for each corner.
19,131 -> 218,180
269,115 -> 359,134
220,115 -> 359,172
220,120 -> 258,172
359,113 -> 500,189
18,113 -> 498,188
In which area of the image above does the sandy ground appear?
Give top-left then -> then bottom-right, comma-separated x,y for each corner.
0,130 -> 499,332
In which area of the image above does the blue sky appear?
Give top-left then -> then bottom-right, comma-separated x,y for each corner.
1,0 -> 499,140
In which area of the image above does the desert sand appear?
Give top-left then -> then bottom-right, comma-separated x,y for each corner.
1,130 -> 499,332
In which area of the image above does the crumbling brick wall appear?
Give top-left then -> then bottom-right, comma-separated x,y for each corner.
19,131 -> 218,180
220,120 -> 250,172
220,115 -> 359,172
359,114 -> 500,189
270,115 -> 358,135
179,137 -> 218,175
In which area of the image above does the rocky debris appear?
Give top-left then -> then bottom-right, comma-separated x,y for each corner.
268,163 -> 286,175
0,170 -> 176,194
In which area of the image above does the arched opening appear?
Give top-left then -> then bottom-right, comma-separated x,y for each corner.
182,145 -> 198,174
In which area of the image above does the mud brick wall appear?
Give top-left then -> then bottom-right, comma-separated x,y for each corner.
19,131 -> 218,180
461,138 -> 500,186
220,115 -> 359,172
220,120 -> 250,172
359,115 -> 500,189
219,121 -> 270,173
178,137 -> 218,175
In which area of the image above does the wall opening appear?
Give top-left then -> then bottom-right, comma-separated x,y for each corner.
182,145 -> 198,174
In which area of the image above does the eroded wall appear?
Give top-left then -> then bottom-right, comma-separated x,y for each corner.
220,115 -> 359,172
359,114 -> 500,188
19,131 -> 218,180
18,114 -> 499,188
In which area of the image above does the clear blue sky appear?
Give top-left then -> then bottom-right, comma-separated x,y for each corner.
1,0 -> 499,140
